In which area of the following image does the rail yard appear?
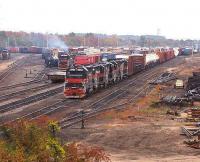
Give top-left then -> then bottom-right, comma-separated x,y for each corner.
0,46 -> 200,161
1,0 -> 200,161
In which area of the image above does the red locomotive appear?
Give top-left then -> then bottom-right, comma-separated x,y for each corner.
64,58 -> 130,98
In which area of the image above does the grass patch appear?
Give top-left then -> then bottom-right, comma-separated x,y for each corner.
138,106 -> 169,116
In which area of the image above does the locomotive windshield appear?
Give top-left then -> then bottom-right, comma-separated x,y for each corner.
59,55 -> 69,60
65,83 -> 84,88
66,70 -> 87,78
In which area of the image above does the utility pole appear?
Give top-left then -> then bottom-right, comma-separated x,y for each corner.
97,35 -> 100,48
46,32 -> 49,48
14,37 -> 17,47
116,38 -> 119,47
83,35 -> 86,47
7,37 -> 9,48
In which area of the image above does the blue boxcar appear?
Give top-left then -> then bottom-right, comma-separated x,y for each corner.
100,53 -> 116,61
19,47 -> 29,53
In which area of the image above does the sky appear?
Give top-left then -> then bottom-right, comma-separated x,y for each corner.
0,0 -> 199,39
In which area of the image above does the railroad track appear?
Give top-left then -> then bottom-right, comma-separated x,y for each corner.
59,57 -> 186,129
1,57 -> 185,127
59,82 -> 152,129
0,54 -> 48,90
0,99 -> 80,126
0,80 -> 43,91
0,59 -> 25,81
32,68 -> 49,81
0,83 -> 60,102
0,68 -> 49,91
59,67 -> 161,128
0,63 -> 160,125
0,86 -> 63,114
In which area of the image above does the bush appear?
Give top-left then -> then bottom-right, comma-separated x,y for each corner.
0,119 -> 110,162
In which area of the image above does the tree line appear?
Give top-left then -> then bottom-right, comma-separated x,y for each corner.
0,31 -> 198,48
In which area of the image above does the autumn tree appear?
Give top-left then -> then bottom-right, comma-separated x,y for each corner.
0,119 -> 111,162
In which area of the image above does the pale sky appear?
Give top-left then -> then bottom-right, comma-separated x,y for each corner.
0,0 -> 199,39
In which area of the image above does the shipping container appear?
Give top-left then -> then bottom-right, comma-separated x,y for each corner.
74,55 -> 100,65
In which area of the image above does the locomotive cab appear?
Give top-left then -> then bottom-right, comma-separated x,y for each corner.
64,66 -> 88,98
1,50 -> 10,60
58,54 -> 70,70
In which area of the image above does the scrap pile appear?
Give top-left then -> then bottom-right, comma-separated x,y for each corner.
182,125 -> 200,149
181,108 -> 200,149
186,72 -> 200,100
150,72 -> 176,84
161,96 -> 193,107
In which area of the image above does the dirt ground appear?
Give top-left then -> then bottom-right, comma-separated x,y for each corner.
62,107 -> 200,162
0,53 -> 45,86
61,55 -> 200,162
0,53 -> 26,72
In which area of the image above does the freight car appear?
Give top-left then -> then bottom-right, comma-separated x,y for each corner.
28,46 -> 43,54
19,47 -> 29,53
8,47 -> 19,53
178,47 -> 193,55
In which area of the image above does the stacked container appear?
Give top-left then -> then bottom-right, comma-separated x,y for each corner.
74,55 -> 100,65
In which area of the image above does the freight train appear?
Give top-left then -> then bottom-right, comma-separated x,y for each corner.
64,49 -> 176,98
